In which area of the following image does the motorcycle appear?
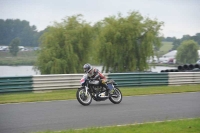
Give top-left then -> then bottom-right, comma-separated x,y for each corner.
76,75 -> 122,106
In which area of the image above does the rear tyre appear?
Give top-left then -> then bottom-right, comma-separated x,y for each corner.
76,88 -> 92,106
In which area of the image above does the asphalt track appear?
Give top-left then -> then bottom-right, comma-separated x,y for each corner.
0,92 -> 200,133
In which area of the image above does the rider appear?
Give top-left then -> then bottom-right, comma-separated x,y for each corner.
83,63 -> 110,96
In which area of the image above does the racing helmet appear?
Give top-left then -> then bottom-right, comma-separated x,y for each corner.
83,63 -> 92,73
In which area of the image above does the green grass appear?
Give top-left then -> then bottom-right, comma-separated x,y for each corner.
121,84 -> 200,96
159,42 -> 173,52
36,118 -> 200,133
157,41 -> 173,57
0,89 -> 76,104
0,51 -> 37,65
0,84 -> 200,104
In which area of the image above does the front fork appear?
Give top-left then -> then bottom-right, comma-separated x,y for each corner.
84,86 -> 89,96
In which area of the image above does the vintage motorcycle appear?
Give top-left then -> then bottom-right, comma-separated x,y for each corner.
76,75 -> 122,106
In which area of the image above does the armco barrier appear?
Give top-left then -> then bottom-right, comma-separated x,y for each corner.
168,72 -> 200,85
0,72 -> 200,93
107,73 -> 168,87
0,76 -> 33,93
32,74 -> 83,91
0,74 -> 108,93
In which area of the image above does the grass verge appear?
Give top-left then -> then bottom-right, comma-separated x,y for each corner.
36,118 -> 200,133
0,51 -> 37,65
157,41 -> 173,57
0,84 -> 200,104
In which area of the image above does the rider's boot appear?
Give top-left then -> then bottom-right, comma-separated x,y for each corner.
105,86 -> 110,96
101,80 -> 110,96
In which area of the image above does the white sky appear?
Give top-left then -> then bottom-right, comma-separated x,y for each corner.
0,0 -> 200,38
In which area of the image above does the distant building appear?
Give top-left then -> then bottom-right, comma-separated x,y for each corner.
18,46 -> 25,51
159,50 -> 177,63
0,46 -> 9,51
159,50 -> 200,63
0,45 -> 25,51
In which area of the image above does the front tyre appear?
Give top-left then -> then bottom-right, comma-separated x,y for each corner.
109,87 -> 122,104
76,88 -> 92,106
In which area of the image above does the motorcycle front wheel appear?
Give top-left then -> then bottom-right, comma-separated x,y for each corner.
109,87 -> 122,104
76,88 -> 92,106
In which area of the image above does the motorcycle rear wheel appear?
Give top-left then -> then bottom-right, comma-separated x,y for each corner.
76,88 -> 92,106
109,87 -> 122,104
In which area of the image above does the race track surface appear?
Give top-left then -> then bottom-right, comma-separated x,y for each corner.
0,92 -> 200,133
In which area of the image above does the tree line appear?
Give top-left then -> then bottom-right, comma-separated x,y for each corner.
1,13 -> 199,74
162,33 -> 200,50
161,33 -> 200,64
35,12 -> 163,74
1,18 -> 199,50
171,34 -> 200,50
0,19 -> 45,47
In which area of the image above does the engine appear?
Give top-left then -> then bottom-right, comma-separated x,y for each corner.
91,85 -> 102,93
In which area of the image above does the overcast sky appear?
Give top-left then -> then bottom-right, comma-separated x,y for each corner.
0,0 -> 200,38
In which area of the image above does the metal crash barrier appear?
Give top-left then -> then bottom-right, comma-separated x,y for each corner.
0,72 -> 200,93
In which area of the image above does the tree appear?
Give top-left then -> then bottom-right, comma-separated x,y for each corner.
162,37 -> 176,42
98,11 -> 163,72
191,33 -> 200,45
88,21 -> 104,64
35,14 -> 94,74
9,37 -> 20,56
176,40 -> 199,64
0,19 -> 42,47
171,32 -> 200,50
172,39 -> 181,50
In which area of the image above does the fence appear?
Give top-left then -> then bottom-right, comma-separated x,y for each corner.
168,72 -> 200,85
0,72 -> 200,93
0,76 -> 33,93
107,73 -> 168,87
32,74 -> 84,90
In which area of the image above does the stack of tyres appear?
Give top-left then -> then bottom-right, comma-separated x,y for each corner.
160,64 -> 200,72
177,64 -> 200,72
160,69 -> 179,72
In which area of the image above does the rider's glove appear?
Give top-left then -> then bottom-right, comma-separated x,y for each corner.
101,80 -> 106,84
